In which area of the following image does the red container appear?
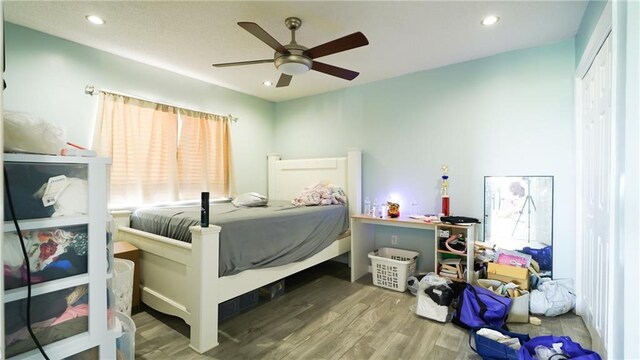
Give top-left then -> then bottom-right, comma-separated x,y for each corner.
442,196 -> 450,216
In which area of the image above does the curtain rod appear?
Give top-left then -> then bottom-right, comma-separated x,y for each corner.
84,84 -> 237,122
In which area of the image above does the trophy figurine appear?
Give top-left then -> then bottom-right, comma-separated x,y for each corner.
441,165 -> 450,216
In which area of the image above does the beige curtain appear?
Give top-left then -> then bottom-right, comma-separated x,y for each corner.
177,110 -> 230,200
93,92 -> 179,206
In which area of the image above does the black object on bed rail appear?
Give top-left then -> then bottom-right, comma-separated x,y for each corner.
201,192 -> 209,228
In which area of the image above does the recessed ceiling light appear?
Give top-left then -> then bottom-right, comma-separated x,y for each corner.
86,15 -> 105,25
481,15 -> 500,26
263,80 -> 273,87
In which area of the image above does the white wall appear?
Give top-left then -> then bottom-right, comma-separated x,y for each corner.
274,40 -> 577,279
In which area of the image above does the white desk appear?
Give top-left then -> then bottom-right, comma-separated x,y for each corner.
350,215 -> 478,283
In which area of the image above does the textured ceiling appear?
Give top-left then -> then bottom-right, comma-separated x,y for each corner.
5,1 -> 588,103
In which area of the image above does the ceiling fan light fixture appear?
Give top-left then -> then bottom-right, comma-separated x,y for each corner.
278,62 -> 310,75
275,52 -> 312,75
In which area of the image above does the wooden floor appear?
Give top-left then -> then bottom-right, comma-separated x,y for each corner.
132,262 -> 591,360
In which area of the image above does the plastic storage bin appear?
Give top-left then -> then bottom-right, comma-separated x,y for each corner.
116,312 -> 136,360
114,259 -> 135,316
219,290 -> 259,322
368,248 -> 419,292
4,224 -> 89,290
4,285 -> 89,358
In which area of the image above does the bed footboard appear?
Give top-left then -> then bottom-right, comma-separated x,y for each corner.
113,211 -> 221,353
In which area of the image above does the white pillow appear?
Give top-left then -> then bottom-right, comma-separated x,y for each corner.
232,192 -> 268,207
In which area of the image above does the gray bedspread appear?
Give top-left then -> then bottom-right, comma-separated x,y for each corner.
130,201 -> 349,276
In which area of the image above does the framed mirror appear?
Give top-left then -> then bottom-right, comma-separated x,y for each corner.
484,176 -> 553,275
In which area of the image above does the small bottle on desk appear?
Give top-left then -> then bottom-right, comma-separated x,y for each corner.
364,197 -> 371,216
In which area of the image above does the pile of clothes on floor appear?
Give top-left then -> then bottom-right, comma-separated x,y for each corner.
407,271 -> 600,359
407,242 -> 600,360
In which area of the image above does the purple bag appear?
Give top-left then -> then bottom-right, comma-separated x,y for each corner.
519,336 -> 602,360
452,283 -> 512,330
520,246 -> 552,271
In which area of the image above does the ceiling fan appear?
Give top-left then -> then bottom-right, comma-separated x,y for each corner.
212,17 -> 369,88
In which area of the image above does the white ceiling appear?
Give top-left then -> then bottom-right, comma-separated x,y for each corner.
5,1 -> 588,103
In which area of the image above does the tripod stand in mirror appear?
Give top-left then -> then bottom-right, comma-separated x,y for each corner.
484,176 -> 554,276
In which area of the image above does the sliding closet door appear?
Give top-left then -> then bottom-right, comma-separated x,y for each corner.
578,33 -> 613,356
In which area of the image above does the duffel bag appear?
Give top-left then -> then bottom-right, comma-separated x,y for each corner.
452,283 -> 512,330
519,335 -> 602,360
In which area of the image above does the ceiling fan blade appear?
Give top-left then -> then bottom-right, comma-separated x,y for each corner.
238,22 -> 289,54
212,59 -> 273,68
276,73 -> 293,87
311,61 -> 359,81
303,32 -> 369,59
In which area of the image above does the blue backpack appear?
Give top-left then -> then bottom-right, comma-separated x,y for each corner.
452,283 -> 512,330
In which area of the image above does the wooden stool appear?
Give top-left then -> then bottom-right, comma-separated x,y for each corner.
114,241 -> 140,310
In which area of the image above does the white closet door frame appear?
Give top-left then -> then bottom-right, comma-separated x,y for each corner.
624,3 -> 640,358
575,1 -> 618,358
0,2 -> 5,358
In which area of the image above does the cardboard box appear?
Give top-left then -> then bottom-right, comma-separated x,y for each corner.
487,263 -> 529,290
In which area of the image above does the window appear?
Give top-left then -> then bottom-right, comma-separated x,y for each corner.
92,92 -> 230,207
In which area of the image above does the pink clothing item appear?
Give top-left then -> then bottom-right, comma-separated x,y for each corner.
51,303 -> 89,326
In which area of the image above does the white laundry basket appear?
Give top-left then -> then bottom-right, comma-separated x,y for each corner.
116,311 -> 136,360
368,248 -> 419,292
114,259 -> 135,316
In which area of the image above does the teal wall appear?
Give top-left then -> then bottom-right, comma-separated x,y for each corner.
274,40 -> 577,278
3,23 -> 275,196
575,0 -> 608,64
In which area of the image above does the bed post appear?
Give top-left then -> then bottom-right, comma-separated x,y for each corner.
188,225 -> 221,354
267,153 -> 281,198
110,210 -> 132,241
347,149 -> 362,216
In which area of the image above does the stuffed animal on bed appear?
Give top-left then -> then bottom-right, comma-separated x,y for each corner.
291,181 -> 347,206
387,201 -> 400,218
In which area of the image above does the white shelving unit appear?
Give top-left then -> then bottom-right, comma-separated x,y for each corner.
434,224 -> 478,282
2,154 -> 119,359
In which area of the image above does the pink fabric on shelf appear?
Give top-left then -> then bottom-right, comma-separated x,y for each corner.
496,253 -> 528,268
51,303 -> 90,326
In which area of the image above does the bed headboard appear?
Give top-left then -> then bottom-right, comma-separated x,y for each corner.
267,149 -> 361,216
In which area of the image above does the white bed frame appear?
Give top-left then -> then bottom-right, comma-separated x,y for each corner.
111,150 -> 361,354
